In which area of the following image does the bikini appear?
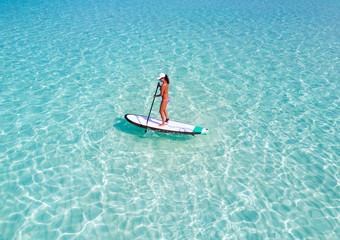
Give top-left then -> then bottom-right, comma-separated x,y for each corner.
161,88 -> 170,102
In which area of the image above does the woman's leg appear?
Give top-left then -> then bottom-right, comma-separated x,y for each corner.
164,108 -> 168,121
159,101 -> 168,126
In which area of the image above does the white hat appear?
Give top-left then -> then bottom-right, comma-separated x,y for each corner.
157,73 -> 166,79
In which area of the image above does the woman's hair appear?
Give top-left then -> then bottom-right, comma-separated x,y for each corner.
164,74 -> 170,84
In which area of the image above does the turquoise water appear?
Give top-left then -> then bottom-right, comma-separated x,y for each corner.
1,0 -> 339,239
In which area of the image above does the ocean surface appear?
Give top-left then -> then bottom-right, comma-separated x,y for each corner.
0,0 -> 339,239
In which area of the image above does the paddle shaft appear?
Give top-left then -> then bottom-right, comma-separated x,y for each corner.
145,83 -> 160,133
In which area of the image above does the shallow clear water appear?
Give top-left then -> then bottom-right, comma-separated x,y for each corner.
0,0 -> 339,239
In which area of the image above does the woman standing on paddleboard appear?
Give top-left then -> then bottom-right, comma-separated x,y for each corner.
154,73 -> 170,126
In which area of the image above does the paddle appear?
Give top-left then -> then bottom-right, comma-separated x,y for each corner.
145,83 -> 160,133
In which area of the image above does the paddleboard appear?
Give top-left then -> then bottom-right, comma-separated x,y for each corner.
125,114 -> 209,135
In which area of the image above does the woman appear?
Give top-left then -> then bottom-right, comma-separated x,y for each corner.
154,73 -> 170,126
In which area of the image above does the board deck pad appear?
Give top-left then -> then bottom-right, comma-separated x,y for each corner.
125,114 -> 209,135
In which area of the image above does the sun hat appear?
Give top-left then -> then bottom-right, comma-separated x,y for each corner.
157,73 -> 166,79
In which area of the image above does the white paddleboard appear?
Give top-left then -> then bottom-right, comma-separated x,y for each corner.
125,114 -> 209,135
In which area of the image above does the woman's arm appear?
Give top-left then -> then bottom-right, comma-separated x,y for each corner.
154,86 -> 164,97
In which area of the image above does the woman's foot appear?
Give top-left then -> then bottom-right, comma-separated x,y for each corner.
165,118 -> 169,122
158,123 -> 166,127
